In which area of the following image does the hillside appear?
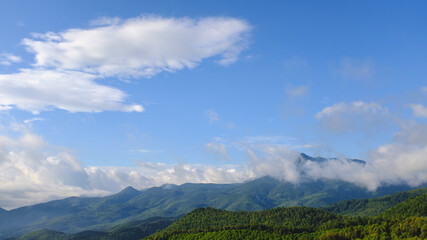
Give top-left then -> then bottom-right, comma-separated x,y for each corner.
146,195 -> 427,240
322,187 -> 427,216
382,194 -> 427,218
14,217 -> 175,240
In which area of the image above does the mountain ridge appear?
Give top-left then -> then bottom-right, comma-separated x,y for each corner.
12,188 -> 427,240
0,153 -> 423,239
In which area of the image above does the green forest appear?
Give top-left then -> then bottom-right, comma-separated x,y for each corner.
145,193 -> 427,240
12,188 -> 427,240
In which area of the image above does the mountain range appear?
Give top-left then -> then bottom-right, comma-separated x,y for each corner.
12,188 -> 427,240
0,153 -> 423,239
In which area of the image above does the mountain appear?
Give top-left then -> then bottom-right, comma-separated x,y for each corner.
322,186 -> 427,216
14,217 -> 175,240
0,153 -> 421,239
0,207 -> 6,216
11,190 -> 427,240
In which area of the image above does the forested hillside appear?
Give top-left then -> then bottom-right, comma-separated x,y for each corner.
322,187 -> 427,217
146,194 -> 427,239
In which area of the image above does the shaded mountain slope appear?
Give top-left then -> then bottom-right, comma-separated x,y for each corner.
15,217 -> 174,240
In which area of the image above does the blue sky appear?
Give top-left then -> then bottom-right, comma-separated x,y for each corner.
0,0 -> 427,209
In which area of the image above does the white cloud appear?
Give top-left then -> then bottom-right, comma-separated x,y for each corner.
240,135 -> 297,145
0,123 -> 251,209
1,16 -> 251,114
247,146 -> 301,183
409,104 -> 427,118
0,105 -> 12,111
205,110 -> 219,123
23,118 -> 46,124
315,101 -> 389,134
246,129 -> 427,190
0,69 -> 143,114
285,85 -> 309,97
0,130 -> 250,209
1,125 -> 426,209
0,132 -> 107,209
131,149 -> 151,153
205,142 -> 229,160
89,16 -> 121,26
394,121 -> 427,146
23,16 -> 251,77
0,53 -> 21,66
335,58 -> 374,80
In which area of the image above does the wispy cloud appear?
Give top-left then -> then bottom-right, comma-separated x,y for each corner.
409,104 -> 427,118
205,110 -> 219,123
334,58 -> 374,80
315,101 -> 389,134
205,142 -> 229,161
0,53 -> 21,66
284,56 -> 307,69
23,117 -> 46,124
130,149 -> 152,153
285,85 -> 309,97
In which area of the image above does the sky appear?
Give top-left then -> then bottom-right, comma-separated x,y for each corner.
0,0 -> 427,209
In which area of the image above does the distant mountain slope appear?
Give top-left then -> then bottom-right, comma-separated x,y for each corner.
322,187 -> 427,216
0,207 -> 6,218
0,153 -> 421,239
11,189 -> 427,240
15,217 -> 175,240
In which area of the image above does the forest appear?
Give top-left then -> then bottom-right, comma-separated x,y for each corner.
145,193 -> 427,240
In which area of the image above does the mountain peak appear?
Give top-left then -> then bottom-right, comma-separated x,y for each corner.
120,186 -> 139,194
299,153 -> 365,165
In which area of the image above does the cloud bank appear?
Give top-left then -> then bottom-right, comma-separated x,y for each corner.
1,121 -> 426,209
0,16 -> 251,113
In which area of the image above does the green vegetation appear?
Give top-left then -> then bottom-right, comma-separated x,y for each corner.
8,189 -> 427,240
145,194 -> 427,240
2,175 -> 415,238
322,187 -> 427,217
382,194 -> 427,218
